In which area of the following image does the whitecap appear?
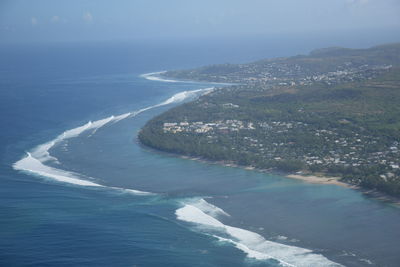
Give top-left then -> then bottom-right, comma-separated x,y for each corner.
188,198 -> 230,218
140,71 -> 180,83
13,88 -> 212,195
176,199 -> 343,267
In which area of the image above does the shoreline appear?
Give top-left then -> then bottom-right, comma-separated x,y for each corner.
195,154 -> 400,206
286,174 -> 353,188
139,72 -> 400,206
138,139 -> 400,206
192,155 -> 400,206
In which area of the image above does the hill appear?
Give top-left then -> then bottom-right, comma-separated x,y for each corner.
139,44 -> 400,197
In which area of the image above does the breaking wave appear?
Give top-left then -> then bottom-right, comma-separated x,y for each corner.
13,86 -> 213,194
140,71 -> 181,83
141,71 -> 232,86
176,198 -> 343,267
13,70 -> 343,266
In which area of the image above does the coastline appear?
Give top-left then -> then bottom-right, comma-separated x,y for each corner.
139,72 -> 400,206
138,138 -> 400,206
286,174 -> 352,188
192,155 -> 400,206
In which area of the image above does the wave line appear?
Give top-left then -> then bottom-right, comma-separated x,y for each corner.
176,198 -> 343,267
13,87 -> 213,194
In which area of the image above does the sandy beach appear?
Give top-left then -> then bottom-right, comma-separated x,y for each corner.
141,142 -> 400,206
286,174 -> 400,205
286,174 -> 352,188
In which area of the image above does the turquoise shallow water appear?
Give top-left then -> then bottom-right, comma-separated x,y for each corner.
1,42 -> 400,267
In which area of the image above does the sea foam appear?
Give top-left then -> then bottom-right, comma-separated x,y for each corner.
141,71 -> 231,86
13,86 -> 212,195
176,199 -> 343,267
140,71 -> 181,83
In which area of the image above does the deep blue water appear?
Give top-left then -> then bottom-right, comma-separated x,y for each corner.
1,40 -> 400,267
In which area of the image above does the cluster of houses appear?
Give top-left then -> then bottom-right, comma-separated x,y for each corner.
295,64 -> 393,86
163,118 -> 399,179
197,61 -> 392,88
261,123 -> 399,174
163,120 -> 255,134
262,123 -> 399,178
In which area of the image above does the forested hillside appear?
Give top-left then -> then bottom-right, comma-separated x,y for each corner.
140,44 -> 400,196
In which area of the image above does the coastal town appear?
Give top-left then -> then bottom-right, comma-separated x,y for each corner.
162,119 -> 400,182
140,43 -> 400,196
175,62 -> 393,88
164,45 -> 396,88
162,119 -> 255,134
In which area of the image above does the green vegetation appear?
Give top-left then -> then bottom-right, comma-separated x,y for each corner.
139,43 -> 400,197
163,43 -> 400,86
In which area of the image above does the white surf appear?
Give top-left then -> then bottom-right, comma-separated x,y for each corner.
140,71 -> 181,83
176,199 -> 343,267
13,87 -> 213,195
141,71 -> 232,86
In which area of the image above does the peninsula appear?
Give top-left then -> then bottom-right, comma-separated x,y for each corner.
139,43 -> 400,197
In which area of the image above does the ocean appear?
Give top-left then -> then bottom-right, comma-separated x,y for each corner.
1,40 -> 400,267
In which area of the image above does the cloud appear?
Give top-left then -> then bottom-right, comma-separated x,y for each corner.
51,15 -> 60,23
83,12 -> 93,23
31,17 -> 38,26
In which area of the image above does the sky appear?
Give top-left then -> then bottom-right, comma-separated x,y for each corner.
0,0 -> 399,44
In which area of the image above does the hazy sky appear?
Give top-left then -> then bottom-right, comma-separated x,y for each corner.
0,0 -> 399,43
